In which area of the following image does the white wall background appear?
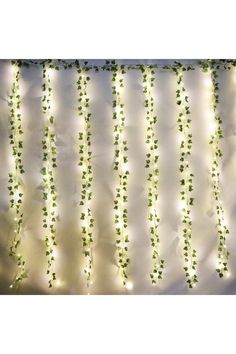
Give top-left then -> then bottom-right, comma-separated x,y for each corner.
0,59 -> 235,294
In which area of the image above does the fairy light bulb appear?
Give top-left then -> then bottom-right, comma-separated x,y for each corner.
116,84 -> 121,93
178,131 -> 185,145
179,200 -> 186,210
203,75 -> 213,89
125,281 -> 133,290
81,218 -> 88,228
189,269 -> 195,277
116,221 -> 122,229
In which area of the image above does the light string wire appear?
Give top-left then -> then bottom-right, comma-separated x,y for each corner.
41,60 -> 58,288
8,62 -> 27,287
201,60 -> 230,277
140,65 -> 164,285
112,64 -> 130,287
174,63 -> 198,288
77,64 -> 95,288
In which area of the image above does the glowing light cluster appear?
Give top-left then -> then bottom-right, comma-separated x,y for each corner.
77,65 -> 95,287
112,65 -> 130,286
174,64 -> 198,288
202,61 -> 230,277
41,61 -> 58,288
140,65 -> 164,285
8,62 -> 27,287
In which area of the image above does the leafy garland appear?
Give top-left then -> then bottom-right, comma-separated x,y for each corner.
200,60 -> 230,277
41,60 -> 58,288
172,63 -> 198,288
77,64 -> 95,287
140,65 -> 164,285
112,65 -> 130,287
8,62 -> 27,287
9,59 -> 236,72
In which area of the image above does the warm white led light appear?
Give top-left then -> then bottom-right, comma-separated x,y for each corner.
189,269 -> 195,277
125,281 -> 133,290
179,200 -> 186,210
55,279 -> 63,288
115,221 -> 122,229
203,75 -> 213,89
177,132 -> 185,144
208,120 -> 216,134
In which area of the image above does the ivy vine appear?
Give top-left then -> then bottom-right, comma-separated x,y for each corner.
139,65 -> 164,285
41,60 -> 58,288
8,62 -> 27,287
200,60 -> 230,278
77,63 -> 95,287
171,63 -> 198,288
112,64 -> 130,287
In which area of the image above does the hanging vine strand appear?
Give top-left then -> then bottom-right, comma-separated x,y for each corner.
140,65 -> 164,285
173,63 -> 198,288
77,64 -> 95,288
8,62 -> 27,287
201,60 -> 230,278
41,60 -> 58,288
112,64 -> 130,287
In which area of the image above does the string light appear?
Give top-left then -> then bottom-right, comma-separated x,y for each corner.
174,63 -> 198,288
8,61 -> 27,287
140,64 -> 164,285
112,64 -> 130,287
41,60 -> 58,288
76,62 -> 95,288
201,60 -> 230,278
125,281 -> 133,291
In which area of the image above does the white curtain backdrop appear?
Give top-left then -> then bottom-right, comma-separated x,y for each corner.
0,59 -> 235,294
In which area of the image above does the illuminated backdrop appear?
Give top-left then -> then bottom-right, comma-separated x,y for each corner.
0,59 -> 235,294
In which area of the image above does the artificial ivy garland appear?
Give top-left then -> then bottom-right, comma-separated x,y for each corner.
77,64 -> 95,287
8,62 -> 27,287
41,60 -> 58,288
3,59 -> 234,291
112,64 -> 130,287
200,60 -> 230,278
140,65 -> 164,285
174,63 -> 198,288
